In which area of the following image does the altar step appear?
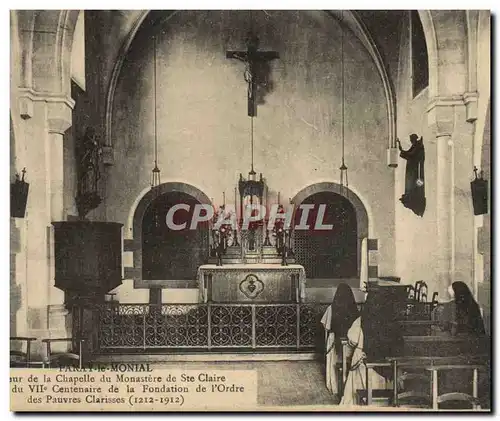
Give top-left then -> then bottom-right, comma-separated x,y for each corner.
208,257 -> 285,264
92,351 -> 319,363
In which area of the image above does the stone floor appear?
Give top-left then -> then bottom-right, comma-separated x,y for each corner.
146,360 -> 337,407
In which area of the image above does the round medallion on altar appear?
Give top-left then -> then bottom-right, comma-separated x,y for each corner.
239,274 -> 265,299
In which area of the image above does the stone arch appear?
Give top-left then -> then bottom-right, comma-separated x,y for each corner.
104,11 -> 175,147
465,11 -> 479,93
105,10 -> 396,150
417,11 -> 439,99
331,11 -> 397,150
15,10 -> 79,96
290,182 -> 372,279
291,182 -> 370,240
125,182 -> 211,288
422,11 -> 468,98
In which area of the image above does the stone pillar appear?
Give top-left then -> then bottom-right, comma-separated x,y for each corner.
149,288 -> 162,305
428,99 -> 456,298
435,133 -> 453,298
428,97 -> 476,299
17,91 -> 74,357
452,108 -> 476,294
47,99 -> 74,344
367,239 -> 379,282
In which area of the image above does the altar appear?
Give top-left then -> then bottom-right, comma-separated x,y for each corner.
197,264 -> 306,303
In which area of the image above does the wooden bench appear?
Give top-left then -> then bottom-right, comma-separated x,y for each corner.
42,338 -> 86,369
341,335 -> 490,408
403,335 -> 490,357
399,320 -> 440,336
337,329 -> 484,390
366,355 -> 489,409
386,356 -> 488,409
10,337 -> 36,367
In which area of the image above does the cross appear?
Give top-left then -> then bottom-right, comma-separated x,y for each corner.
226,33 -> 279,117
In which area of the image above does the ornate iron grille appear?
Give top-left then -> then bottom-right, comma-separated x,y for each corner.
91,302 -> 328,353
210,304 -> 252,347
255,304 -> 297,347
299,303 -> 329,348
85,301 -> 431,356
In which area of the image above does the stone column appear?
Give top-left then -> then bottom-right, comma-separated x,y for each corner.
452,107 -> 476,295
428,99 -> 456,298
435,133 -> 453,298
47,99 -> 74,344
428,97 -> 476,299
17,90 -> 74,357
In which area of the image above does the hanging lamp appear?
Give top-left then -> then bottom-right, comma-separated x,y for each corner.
151,35 -> 161,193
339,11 -> 348,196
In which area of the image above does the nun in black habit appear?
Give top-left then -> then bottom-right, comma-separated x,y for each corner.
339,289 -> 405,406
320,283 -> 360,396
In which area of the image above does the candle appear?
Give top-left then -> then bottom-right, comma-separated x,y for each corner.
223,191 -> 225,206
278,192 -> 280,205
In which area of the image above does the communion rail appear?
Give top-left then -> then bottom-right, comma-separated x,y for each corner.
82,301 -> 437,354
87,303 -> 330,353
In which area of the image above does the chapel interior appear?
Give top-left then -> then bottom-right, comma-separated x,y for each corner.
10,10 -> 491,409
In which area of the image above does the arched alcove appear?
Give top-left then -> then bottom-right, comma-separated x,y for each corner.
291,182 -> 370,283
142,191 -> 209,281
293,191 -> 358,279
129,182 -> 211,288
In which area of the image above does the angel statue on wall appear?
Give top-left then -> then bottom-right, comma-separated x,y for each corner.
397,133 -> 426,217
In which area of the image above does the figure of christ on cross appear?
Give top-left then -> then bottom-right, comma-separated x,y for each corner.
226,33 -> 280,117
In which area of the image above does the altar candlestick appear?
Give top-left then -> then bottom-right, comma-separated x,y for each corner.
278,192 -> 280,205
223,191 -> 225,206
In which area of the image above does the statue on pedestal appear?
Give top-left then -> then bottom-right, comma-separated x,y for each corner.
76,127 -> 102,219
397,134 -> 426,217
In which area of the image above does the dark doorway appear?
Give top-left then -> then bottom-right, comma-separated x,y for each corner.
293,191 -> 358,279
142,191 -> 209,280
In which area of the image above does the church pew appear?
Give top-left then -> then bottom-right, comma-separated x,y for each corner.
42,337 -> 86,369
10,337 -> 36,368
340,335 -> 490,367
386,356 -> 488,409
398,320 -> 440,336
402,335 -> 490,358
340,335 -> 490,407
363,358 -> 488,409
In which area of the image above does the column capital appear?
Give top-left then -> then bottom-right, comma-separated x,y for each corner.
426,95 -> 462,137
47,101 -> 73,134
427,93 -> 479,135
463,91 -> 479,123
18,88 -> 75,134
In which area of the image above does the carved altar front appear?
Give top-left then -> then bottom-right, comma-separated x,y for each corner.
197,264 -> 306,303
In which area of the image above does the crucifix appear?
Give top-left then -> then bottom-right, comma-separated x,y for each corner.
226,33 -> 280,117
